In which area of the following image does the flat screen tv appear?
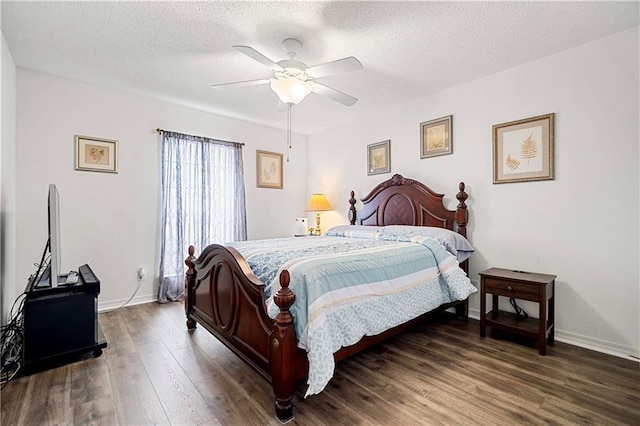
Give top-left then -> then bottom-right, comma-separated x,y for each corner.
26,184 -> 64,290
48,184 -> 62,286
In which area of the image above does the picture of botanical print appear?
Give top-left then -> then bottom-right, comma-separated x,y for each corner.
425,124 -> 446,151
371,146 -> 387,169
85,144 -> 110,165
502,125 -> 543,174
261,157 -> 279,184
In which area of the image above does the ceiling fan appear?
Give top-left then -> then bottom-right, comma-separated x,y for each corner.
212,38 -> 363,107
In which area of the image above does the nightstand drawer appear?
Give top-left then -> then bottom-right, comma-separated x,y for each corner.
484,278 -> 538,302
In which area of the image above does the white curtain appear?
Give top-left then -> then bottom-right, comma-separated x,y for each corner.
158,131 -> 246,303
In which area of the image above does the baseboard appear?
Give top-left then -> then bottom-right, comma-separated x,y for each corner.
468,309 -> 639,362
553,330 -> 640,362
97,293 -> 156,312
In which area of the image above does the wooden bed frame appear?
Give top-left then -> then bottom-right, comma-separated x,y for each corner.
184,174 -> 469,422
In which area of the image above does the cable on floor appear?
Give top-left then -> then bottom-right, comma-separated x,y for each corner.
1,293 -> 26,388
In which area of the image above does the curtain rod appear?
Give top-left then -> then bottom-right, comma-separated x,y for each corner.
155,128 -> 245,146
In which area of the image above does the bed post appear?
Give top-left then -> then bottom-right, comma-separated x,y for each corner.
455,182 -> 470,320
185,245 -> 197,329
348,190 -> 357,225
455,182 -> 468,238
270,270 -> 297,423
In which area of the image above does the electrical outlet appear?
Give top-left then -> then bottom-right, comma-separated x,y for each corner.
137,267 -> 146,281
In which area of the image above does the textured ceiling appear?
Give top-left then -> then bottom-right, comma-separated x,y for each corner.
2,1 -> 638,135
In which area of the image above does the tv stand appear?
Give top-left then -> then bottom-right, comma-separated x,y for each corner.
23,264 -> 107,372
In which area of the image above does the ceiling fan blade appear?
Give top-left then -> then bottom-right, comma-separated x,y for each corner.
211,78 -> 271,89
312,83 -> 358,107
306,57 -> 362,78
233,45 -> 283,71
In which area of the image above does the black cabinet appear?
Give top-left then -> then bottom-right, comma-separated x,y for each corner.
23,264 -> 107,370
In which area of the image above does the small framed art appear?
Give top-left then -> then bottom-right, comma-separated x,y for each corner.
367,140 -> 391,175
420,115 -> 452,159
75,135 -> 118,173
493,113 -> 554,184
256,150 -> 283,189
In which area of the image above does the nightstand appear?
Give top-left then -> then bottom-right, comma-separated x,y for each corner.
479,267 -> 556,355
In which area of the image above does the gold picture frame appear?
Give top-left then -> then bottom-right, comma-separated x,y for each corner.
493,113 -> 554,184
256,150 -> 283,189
420,115 -> 452,158
367,140 -> 391,175
75,135 -> 118,173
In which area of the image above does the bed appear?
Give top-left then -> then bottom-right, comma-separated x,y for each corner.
184,174 -> 474,422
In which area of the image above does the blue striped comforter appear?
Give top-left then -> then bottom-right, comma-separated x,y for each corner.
228,234 -> 476,396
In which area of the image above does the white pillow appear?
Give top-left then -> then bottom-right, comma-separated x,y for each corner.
381,225 -> 474,262
324,225 -> 383,239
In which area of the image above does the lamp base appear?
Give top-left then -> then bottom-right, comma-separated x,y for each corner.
314,213 -> 322,236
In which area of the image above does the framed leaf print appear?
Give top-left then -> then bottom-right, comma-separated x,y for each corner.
420,115 -> 452,159
256,150 -> 283,189
493,113 -> 554,184
75,135 -> 118,173
367,140 -> 391,175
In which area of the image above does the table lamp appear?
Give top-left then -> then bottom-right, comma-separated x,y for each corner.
306,193 -> 332,236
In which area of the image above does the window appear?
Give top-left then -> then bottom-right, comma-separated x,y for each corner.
158,131 -> 246,303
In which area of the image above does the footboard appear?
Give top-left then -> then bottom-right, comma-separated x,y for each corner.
185,244 -> 274,377
184,245 -> 307,422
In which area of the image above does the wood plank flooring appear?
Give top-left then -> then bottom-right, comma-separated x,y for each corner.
2,301 -> 638,425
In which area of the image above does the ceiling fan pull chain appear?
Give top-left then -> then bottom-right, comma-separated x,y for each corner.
286,104 -> 292,162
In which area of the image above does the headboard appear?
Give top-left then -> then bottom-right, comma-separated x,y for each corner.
349,174 -> 468,237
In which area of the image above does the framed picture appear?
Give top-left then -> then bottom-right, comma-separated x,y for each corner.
75,135 -> 118,173
493,113 -> 554,184
367,140 -> 391,175
420,115 -> 452,159
256,150 -> 283,189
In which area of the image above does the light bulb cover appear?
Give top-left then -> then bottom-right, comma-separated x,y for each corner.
270,78 -> 312,105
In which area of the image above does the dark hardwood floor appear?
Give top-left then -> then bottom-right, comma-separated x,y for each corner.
2,301 -> 638,425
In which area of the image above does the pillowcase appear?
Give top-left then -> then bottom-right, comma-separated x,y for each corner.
324,225 -> 383,239
380,225 -> 474,262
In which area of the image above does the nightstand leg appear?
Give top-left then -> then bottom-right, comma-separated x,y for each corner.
548,280 -> 555,345
538,286 -> 547,355
480,279 -> 486,337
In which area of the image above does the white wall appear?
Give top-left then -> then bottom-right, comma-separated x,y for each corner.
1,33 -> 17,324
308,28 -> 639,358
15,70 -> 308,310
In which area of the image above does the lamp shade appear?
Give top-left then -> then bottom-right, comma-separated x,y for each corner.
270,77 -> 312,105
306,193 -> 332,212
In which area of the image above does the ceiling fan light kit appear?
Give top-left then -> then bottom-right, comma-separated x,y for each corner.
270,77 -> 312,105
